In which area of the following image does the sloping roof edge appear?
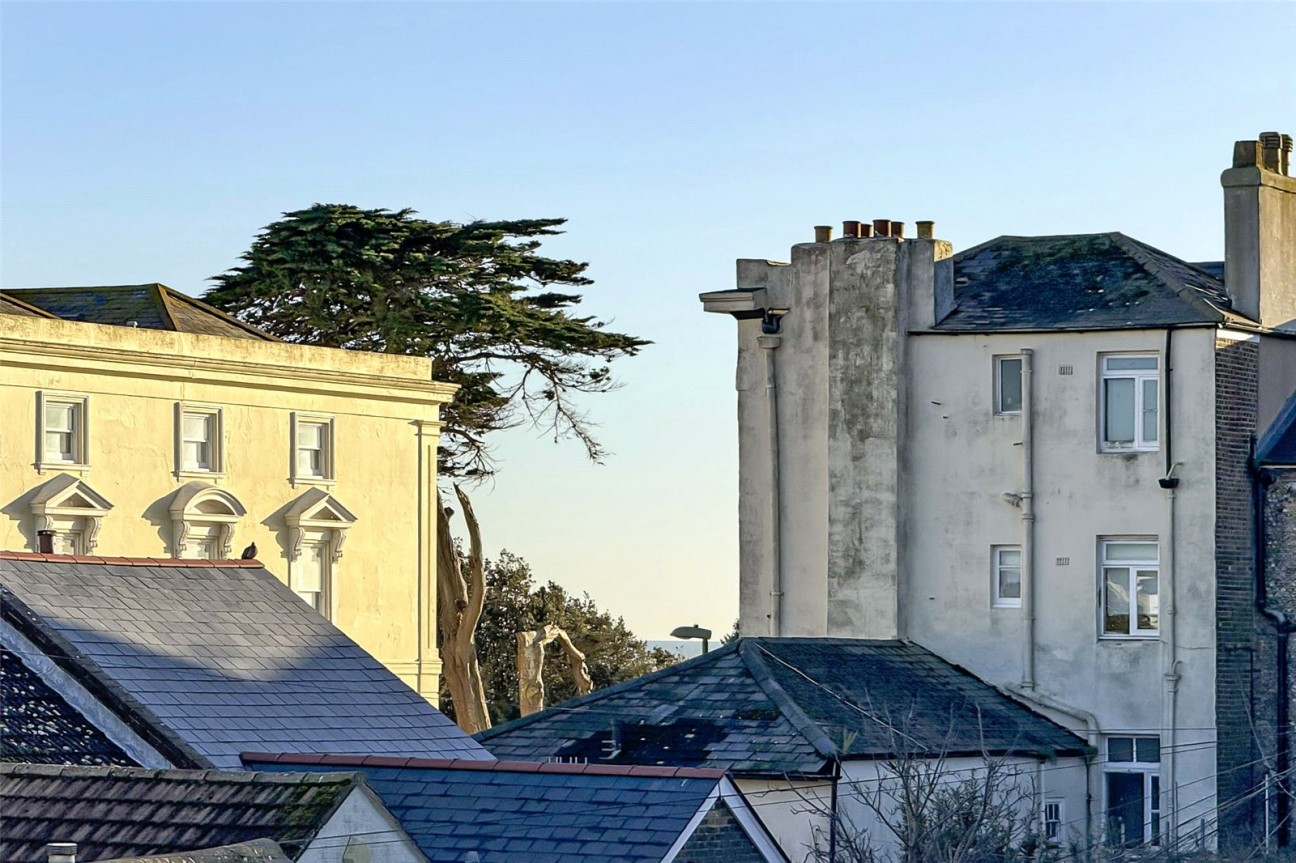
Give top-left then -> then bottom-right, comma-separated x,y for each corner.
0,291 -> 61,317
738,640 -> 842,761
0,584 -> 209,768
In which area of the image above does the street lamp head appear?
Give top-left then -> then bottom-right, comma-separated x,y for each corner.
670,624 -> 713,640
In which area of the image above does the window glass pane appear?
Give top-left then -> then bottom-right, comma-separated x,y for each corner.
297,422 -> 323,449
1142,379 -> 1159,442
51,532 -> 80,555
1104,379 -> 1135,443
1106,357 -> 1158,371
298,448 -> 322,475
998,567 -> 1021,599
183,440 -> 210,470
1105,568 -> 1130,633
1136,737 -> 1160,763
998,548 -> 1021,567
45,430 -> 73,460
1106,772 -> 1145,847
1136,571 -> 1159,632
1108,737 -> 1134,762
183,413 -> 211,442
45,403 -> 74,432
998,358 -> 1022,413
1106,542 -> 1158,562
1150,775 -> 1161,843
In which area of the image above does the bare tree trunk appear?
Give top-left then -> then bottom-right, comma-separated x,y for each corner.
516,624 -> 594,717
436,485 -> 492,733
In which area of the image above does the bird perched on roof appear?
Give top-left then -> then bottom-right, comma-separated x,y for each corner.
240,542 -> 257,560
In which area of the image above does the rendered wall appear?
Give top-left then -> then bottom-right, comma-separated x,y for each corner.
0,315 -> 454,700
739,756 -> 1087,863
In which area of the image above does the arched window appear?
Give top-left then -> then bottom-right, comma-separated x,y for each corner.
284,488 -> 357,616
29,474 -> 113,554
169,482 -> 247,559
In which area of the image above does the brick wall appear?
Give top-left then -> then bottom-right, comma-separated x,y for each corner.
1215,337 -> 1263,848
675,800 -> 771,863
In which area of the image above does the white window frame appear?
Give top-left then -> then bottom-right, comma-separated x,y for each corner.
1100,539 -> 1160,638
290,413 -> 336,486
1099,354 -> 1159,452
36,392 -> 90,473
1042,798 -> 1065,846
291,532 -> 334,618
994,355 -> 1023,415
992,545 -> 1022,608
1103,736 -> 1161,847
175,403 -> 224,478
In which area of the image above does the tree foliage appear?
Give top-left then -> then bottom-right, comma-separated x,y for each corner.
204,204 -> 648,478
443,550 -> 677,726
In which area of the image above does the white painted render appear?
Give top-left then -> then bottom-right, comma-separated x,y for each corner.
738,755 -> 1088,863
299,784 -> 425,863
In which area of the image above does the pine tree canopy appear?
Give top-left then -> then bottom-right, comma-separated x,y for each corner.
204,204 -> 648,478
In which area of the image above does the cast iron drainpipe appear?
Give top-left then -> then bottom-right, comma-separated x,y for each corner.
1250,443 -> 1290,848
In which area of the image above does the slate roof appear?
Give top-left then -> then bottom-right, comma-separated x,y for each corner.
0,763 -> 356,863
1,284 -> 276,340
937,233 -> 1249,332
0,291 -> 59,317
476,638 -> 1088,776
1259,391 -> 1296,466
0,553 -> 491,768
245,752 -> 774,863
1,647 -> 136,767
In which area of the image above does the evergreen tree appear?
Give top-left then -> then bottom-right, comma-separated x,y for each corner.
205,204 -> 648,478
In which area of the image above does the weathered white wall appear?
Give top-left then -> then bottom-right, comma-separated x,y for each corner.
739,756 -> 1088,863
300,785 -> 425,863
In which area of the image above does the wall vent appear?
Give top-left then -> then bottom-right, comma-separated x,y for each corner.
1059,365 -> 1074,375
1056,557 -> 1071,566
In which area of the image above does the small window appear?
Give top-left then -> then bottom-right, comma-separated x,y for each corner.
995,356 -> 1023,414
1101,540 -> 1159,637
175,404 -> 223,475
36,393 -> 89,469
993,546 -> 1022,608
292,414 -> 335,484
1101,355 -> 1158,451
1043,799 -> 1065,845
293,536 -> 332,616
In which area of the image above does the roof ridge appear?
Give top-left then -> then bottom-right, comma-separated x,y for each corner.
738,640 -> 842,761
0,761 -> 359,784
242,751 -> 727,779
0,290 -> 61,317
152,284 -> 180,331
0,550 -> 264,567
169,288 -> 283,342
476,640 -> 743,741
1108,233 -> 1231,321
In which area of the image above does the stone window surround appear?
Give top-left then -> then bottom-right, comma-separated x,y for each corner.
290,412 -> 336,487
169,481 -> 246,559
29,473 -> 114,554
36,391 -> 91,474
174,402 -> 225,480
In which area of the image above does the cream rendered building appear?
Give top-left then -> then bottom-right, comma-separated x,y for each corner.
0,285 -> 455,700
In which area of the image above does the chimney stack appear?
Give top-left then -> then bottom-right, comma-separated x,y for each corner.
46,844 -> 76,863
1222,131 -> 1296,331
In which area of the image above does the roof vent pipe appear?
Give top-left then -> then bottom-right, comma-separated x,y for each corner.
916,221 -> 935,240
872,219 -> 891,238
842,220 -> 862,239
46,844 -> 77,863
815,225 -> 834,243
36,530 -> 55,554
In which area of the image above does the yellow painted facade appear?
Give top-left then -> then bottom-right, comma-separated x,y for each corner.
0,313 -> 456,701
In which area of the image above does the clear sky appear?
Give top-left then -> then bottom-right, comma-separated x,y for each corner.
3,1 -> 1293,641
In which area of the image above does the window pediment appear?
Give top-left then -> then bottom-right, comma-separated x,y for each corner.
169,482 -> 246,559
29,474 -> 114,553
284,488 -> 356,563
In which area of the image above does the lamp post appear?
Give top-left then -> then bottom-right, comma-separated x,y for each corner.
670,624 -> 713,655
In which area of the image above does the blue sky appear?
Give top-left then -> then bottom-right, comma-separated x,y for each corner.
3,1 -> 1293,639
